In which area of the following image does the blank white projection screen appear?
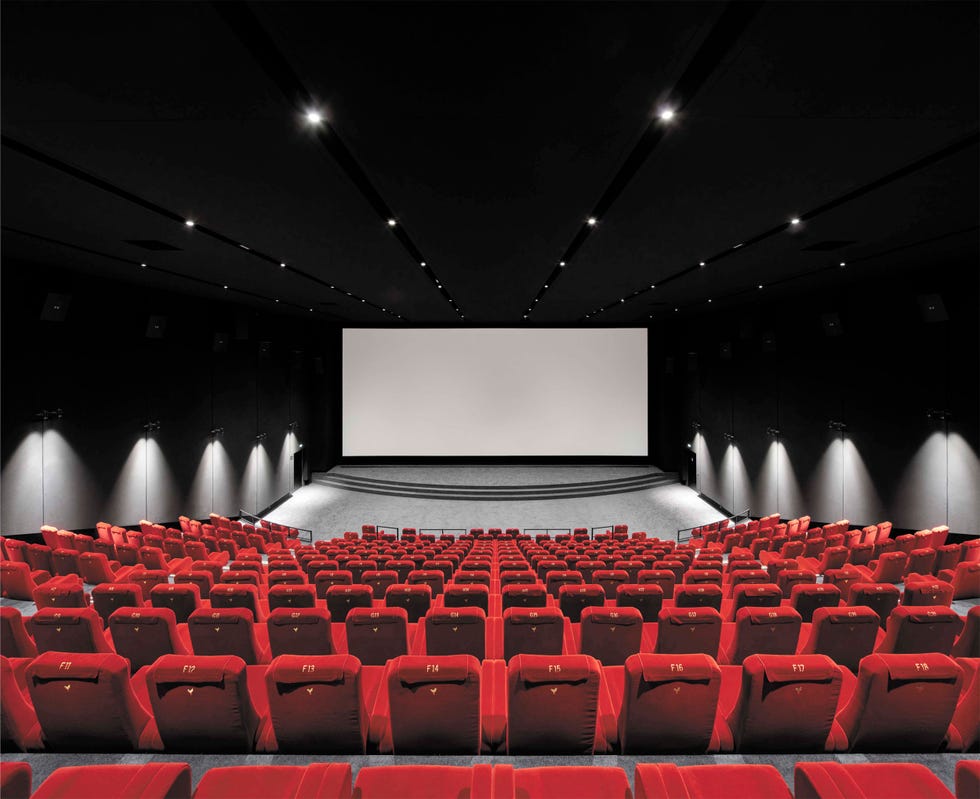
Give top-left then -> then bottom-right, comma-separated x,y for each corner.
343,328 -> 648,456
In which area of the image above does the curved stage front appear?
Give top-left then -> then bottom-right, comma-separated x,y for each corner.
313,467 -> 677,501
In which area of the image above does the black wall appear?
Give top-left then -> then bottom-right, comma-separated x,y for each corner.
1,261 -> 341,533
652,258 -> 979,534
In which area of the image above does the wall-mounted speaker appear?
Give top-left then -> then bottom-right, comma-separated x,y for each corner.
146,315 -> 167,338
821,312 -> 843,337
916,294 -> 948,323
40,293 -> 71,322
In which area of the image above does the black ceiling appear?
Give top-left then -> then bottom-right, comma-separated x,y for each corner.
2,1 -> 977,324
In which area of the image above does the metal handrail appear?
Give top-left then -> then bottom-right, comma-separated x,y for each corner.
676,508 -> 751,543
238,509 -> 313,543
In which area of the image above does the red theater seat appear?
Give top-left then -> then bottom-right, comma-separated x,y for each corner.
790,583 -> 841,623
0,762 -> 30,799
799,606 -> 881,672
503,606 -> 567,659
616,583 -> 664,622
443,583 -> 490,614
875,605 -> 963,655
150,582 -> 201,624
506,654 -> 605,754
187,607 -> 269,665
30,606 -> 113,654
501,583 -> 548,613
193,764 -> 350,799
267,607 -> 334,658
209,583 -> 264,621
109,607 -> 190,671
1,656 -> 42,751
836,653 -> 963,752
724,654 -> 844,753
722,606 -> 802,665
0,607 -> 37,659
92,582 -> 145,624
655,606 -> 723,657
618,653 -> 722,754
375,654 -> 485,754
939,561 -> 980,600
902,576 -> 955,607
559,583 -> 605,623
726,583 -> 783,622
952,606 -> 979,658
385,583 -> 432,623
353,765 -> 489,799
267,583 -> 317,611
494,765 -> 630,799
579,606 -> 644,666
145,654 -> 261,752
674,584 -> 724,611
948,657 -> 979,752
634,763 -> 792,799
345,607 -> 408,665
957,761 -> 980,799
26,651 -> 154,751
795,761 -> 955,799
1,560 -> 53,600
260,655 -> 372,754
173,570 -> 214,600
30,763 -> 191,799
417,606 -> 488,660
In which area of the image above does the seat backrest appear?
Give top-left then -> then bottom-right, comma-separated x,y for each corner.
776,569 -> 816,598
869,551 -> 909,583
32,577 -> 87,610
559,584 -> 605,623
789,583 -> 841,623
837,653 -> 963,752
345,607 -> 408,665
130,569 -> 170,598
579,606 -> 643,666
385,584 -> 432,623
655,607 -> 723,657
545,570 -> 584,599
386,655 -> 482,754
30,607 -> 111,654
500,570 -> 537,589
50,548 -> 81,577
407,569 -> 445,597
800,605 -> 880,672
150,583 -> 201,624
267,607 -> 334,658
952,605 -> 980,658
594,570 -> 629,599
267,584 -> 317,611
726,654 -> 842,753
264,654 -> 367,753
615,583 -> 664,622
876,605 -> 963,655
501,584 -> 548,613
847,582 -> 901,628
443,584 -> 490,614
26,651 -> 151,751
424,607 -> 486,660
77,552 -> 114,584
0,607 -> 37,659
503,607 -> 565,660
92,582 -> 145,626
314,570 -> 354,598
729,607 -> 802,665
173,570 -> 215,600
109,607 -> 186,670
673,584 -> 723,611
730,584 -> 783,620
209,584 -> 263,621
507,654 -> 601,755
1,655 -> 39,751
637,569 -> 676,599
188,608 -> 262,665
146,654 -> 259,752
619,653 -> 721,754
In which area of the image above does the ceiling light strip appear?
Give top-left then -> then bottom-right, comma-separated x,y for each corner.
214,2 -> 462,319
524,0 -> 764,319
1,135 -> 403,320
583,129 -> 979,320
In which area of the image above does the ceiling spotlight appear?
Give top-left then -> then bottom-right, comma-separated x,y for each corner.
420,261 -> 426,267
659,108 -> 676,121
274,299 -> 279,303
223,285 -> 228,290
305,110 -> 323,125
309,308 -> 314,312
280,263 -> 286,268
723,432 -> 737,443
699,261 -> 706,267
674,307 -> 679,312
620,298 -> 625,303
387,218 -> 397,227
185,219 -> 195,227
708,299 -> 712,303
790,217 -> 800,226
544,284 -> 548,289
140,263 -> 147,269
523,315 -> 528,319
650,284 -> 655,289
758,284 -> 764,289
559,261 -> 566,267
587,217 -> 597,226
839,261 -> 846,267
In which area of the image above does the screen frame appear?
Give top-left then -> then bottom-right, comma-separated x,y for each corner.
339,324 -> 653,465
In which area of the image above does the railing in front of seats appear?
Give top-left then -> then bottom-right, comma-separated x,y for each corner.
676,508 -> 751,544
238,510 -> 313,543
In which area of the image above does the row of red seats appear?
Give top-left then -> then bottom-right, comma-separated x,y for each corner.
3,647 -> 977,754
6,594 -> 975,677
9,759 -> 973,799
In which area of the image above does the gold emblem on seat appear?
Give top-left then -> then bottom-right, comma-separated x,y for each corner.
673,686 -> 681,694
550,687 -> 558,695
306,687 -> 314,695
63,684 -> 71,691
430,687 -> 438,695
187,687 -> 194,695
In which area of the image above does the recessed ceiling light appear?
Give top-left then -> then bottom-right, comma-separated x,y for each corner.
361,299 -> 365,302
280,263 -> 286,268
239,244 -> 249,250
587,217 -> 597,226
309,308 -> 313,312
790,217 -> 800,226
733,243 -> 744,249
708,299 -> 712,303
274,299 -> 279,303
758,284 -> 764,289
140,263 -> 147,268
544,284 -> 549,289
659,108 -> 676,121
420,261 -> 426,267
699,261 -> 706,267
674,307 -> 679,312
839,261 -> 846,267
620,298 -> 625,303
305,110 -> 323,125
387,218 -> 397,227
650,284 -> 655,289
523,315 -> 528,319
185,220 -> 195,227
559,261 -> 566,267
223,285 -> 228,290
